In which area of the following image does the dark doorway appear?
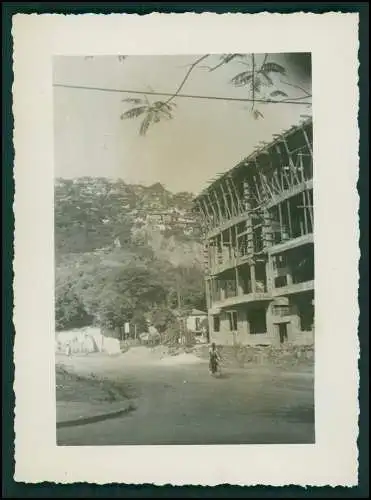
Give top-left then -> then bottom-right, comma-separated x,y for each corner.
278,323 -> 288,344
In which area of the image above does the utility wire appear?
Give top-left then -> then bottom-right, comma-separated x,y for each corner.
53,83 -> 312,106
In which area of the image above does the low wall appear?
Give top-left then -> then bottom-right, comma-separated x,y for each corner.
194,343 -> 314,368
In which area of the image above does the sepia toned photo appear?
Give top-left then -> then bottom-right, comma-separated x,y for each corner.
12,12 -> 360,486
54,52 -> 315,446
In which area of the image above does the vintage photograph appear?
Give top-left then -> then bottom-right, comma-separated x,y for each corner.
53,52 -> 314,446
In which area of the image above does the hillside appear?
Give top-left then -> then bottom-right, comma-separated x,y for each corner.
55,177 -> 203,261
54,177 -> 206,332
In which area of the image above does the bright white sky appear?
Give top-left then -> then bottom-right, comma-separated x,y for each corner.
53,54 -> 311,194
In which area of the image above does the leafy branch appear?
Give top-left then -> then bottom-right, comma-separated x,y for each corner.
120,53 -> 311,135
121,54 -> 209,136
120,98 -> 177,136
165,54 -> 210,104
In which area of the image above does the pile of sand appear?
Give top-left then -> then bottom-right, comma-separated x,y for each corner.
120,346 -> 204,366
158,353 -> 204,365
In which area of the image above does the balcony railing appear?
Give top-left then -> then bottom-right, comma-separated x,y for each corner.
212,292 -> 271,309
272,279 -> 315,297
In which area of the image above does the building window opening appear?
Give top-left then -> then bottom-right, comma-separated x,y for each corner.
222,269 -> 237,299
228,311 -> 238,331
270,206 -> 283,244
195,317 -> 201,331
248,307 -> 267,334
255,261 -> 267,292
274,275 -> 288,288
253,225 -> 264,253
290,244 -> 314,284
296,301 -> 314,331
239,264 -> 252,294
213,315 -> 220,333
239,234 -> 249,257
290,191 -> 314,238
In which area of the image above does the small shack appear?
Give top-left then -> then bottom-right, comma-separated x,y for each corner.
185,309 -> 208,340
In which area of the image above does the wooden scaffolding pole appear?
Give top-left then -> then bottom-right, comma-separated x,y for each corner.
206,192 -> 219,225
298,153 -> 305,183
282,137 -> 301,185
302,191 -> 309,234
273,171 -> 284,193
229,177 -> 244,214
278,201 -> 284,240
306,189 -> 314,229
226,178 -> 238,215
302,126 -> 313,156
252,175 -> 263,204
287,198 -> 293,238
234,223 -> 239,260
211,189 -> 223,223
220,181 -> 232,219
260,172 -> 275,200
201,197 -> 212,220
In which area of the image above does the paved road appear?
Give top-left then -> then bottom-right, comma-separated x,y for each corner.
57,355 -> 315,446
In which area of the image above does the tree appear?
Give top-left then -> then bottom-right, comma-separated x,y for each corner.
55,272 -> 93,330
79,263 -> 168,329
119,53 -> 312,136
54,177 -> 135,255
147,307 -> 176,335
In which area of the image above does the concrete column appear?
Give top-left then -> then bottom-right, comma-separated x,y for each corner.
205,279 -> 212,309
266,258 -> 274,292
265,303 -> 275,341
235,267 -> 244,296
263,209 -> 273,249
286,270 -> 293,285
246,221 -> 254,255
250,264 -> 256,293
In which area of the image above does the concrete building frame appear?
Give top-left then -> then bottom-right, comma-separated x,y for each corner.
194,118 -> 314,347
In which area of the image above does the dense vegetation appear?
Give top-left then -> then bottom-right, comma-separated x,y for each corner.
55,177 -> 206,334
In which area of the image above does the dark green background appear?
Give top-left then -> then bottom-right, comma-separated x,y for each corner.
2,2 -> 369,497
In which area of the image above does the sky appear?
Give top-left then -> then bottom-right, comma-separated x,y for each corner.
53,53 -> 311,195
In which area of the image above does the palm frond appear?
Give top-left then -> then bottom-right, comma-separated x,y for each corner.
221,53 -> 246,63
252,76 -> 262,93
259,70 -> 274,86
231,71 -> 253,86
160,101 -> 177,111
139,112 -> 153,136
261,62 -> 287,75
209,54 -> 247,72
270,90 -> 289,98
120,106 -> 148,120
151,101 -> 175,120
252,109 -> 264,120
122,98 -> 144,105
158,108 -> 173,120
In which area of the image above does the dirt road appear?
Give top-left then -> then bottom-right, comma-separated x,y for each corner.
57,355 -> 314,445
56,350 -> 315,446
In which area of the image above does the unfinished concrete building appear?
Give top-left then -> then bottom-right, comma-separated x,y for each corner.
194,118 -> 314,346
